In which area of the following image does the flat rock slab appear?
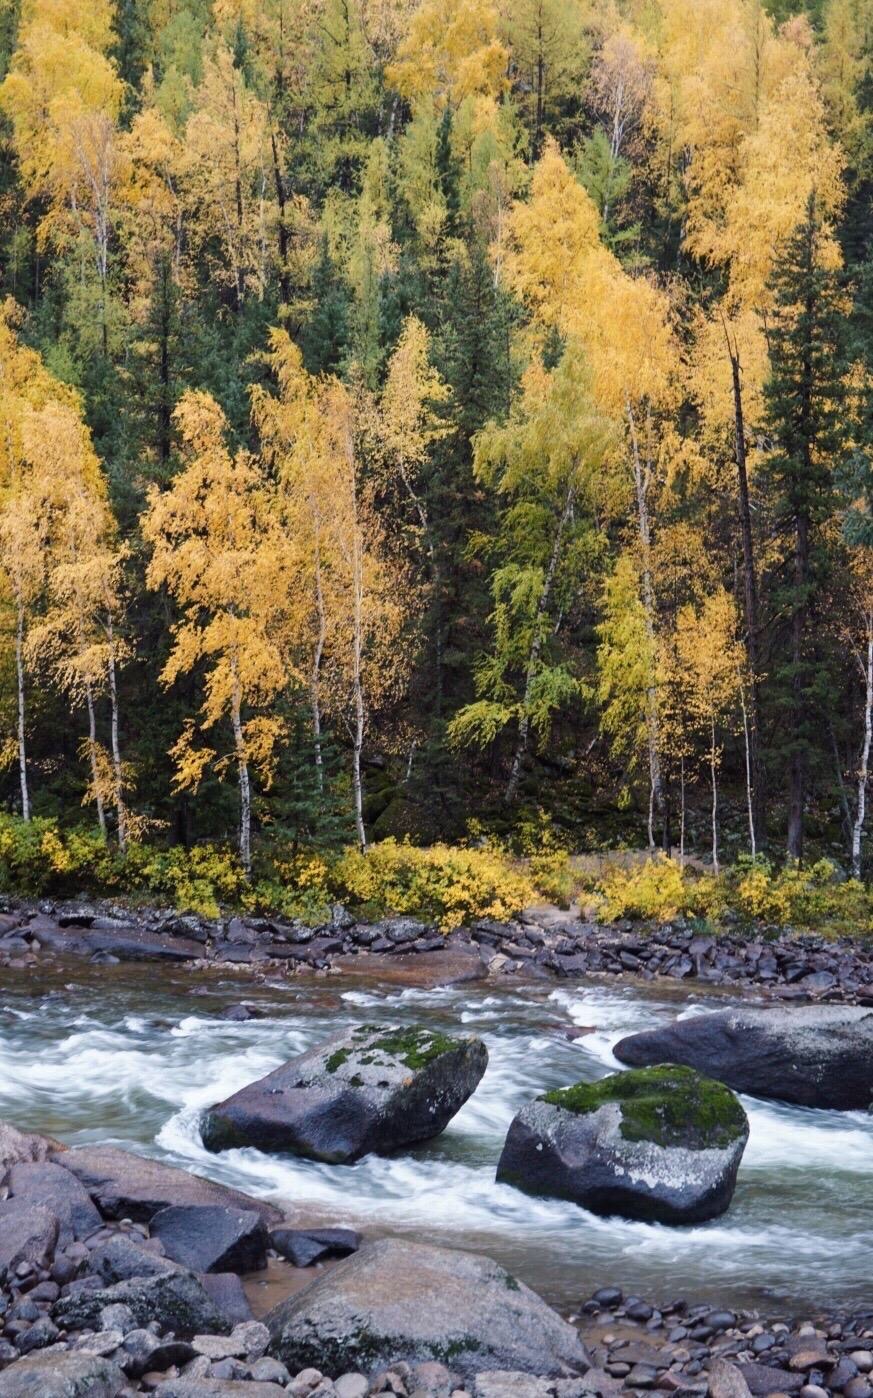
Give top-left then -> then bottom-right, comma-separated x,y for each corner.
613,1005 -> 873,1109
29,922 -> 204,962
51,1145 -> 283,1224
6,1161 -> 102,1246
332,950 -> 487,988
266,1237 -> 589,1379
201,1023 -> 488,1163
0,1351 -> 127,1397
151,1204 -> 269,1273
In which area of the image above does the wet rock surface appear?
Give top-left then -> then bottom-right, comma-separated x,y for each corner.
613,1005 -> 873,1108
2,896 -> 873,1004
496,1066 -> 749,1223
200,1025 -> 488,1162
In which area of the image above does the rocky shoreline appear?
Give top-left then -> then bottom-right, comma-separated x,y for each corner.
0,897 -> 872,1001
0,1119 -> 871,1398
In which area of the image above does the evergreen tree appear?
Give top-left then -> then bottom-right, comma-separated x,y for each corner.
763,193 -> 847,859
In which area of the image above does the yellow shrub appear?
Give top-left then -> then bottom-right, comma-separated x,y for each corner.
334,838 -> 535,930
596,855 -> 689,922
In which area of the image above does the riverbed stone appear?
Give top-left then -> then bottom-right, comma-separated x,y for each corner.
614,1006 -> 873,1109
0,1351 -> 127,1397
53,1268 -> 231,1338
6,1163 -> 102,1247
201,1025 -> 488,1163
152,1382 -> 288,1397
51,1144 -> 282,1224
270,1227 -> 360,1267
150,1204 -> 269,1274
86,1234 -> 181,1283
496,1066 -> 749,1224
737,1366 -> 804,1395
266,1237 -> 589,1380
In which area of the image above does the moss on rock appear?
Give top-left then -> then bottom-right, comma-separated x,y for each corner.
542,1064 -> 747,1150
368,1026 -> 461,1070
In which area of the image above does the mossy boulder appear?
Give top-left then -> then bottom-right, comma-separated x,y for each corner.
266,1238 -> 589,1379
496,1065 -> 749,1224
201,1023 -> 488,1163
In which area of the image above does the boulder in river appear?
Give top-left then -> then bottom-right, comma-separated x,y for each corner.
50,1144 -> 282,1224
266,1237 -> 589,1379
495,1065 -> 749,1224
613,1005 -> 873,1109
200,1024 -> 488,1162
0,1119 -> 64,1171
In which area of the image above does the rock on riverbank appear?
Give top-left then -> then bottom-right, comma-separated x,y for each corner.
265,1238 -> 590,1380
496,1065 -> 749,1224
200,1025 -> 488,1162
613,1005 -> 873,1109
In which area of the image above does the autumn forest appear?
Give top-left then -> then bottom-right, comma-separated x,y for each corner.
1,0 -> 872,879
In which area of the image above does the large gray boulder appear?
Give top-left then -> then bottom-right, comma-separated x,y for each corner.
201,1025 -> 488,1163
266,1238 -> 589,1379
0,1200 -> 58,1280
53,1269 -> 231,1338
6,1162 -> 101,1246
613,1005 -> 873,1109
51,1145 -> 282,1224
495,1066 -> 749,1224
0,1352 -> 126,1398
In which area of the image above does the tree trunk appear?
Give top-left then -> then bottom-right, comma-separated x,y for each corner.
679,754 -> 686,867
626,404 -> 665,835
739,681 -> 756,858
505,482 -> 575,803
710,716 -> 719,873
15,601 -> 29,821
230,664 -> 252,873
351,508 -> 367,852
787,511 -> 809,861
84,679 -> 106,835
726,334 -> 765,845
851,620 -> 873,879
106,617 -> 126,853
311,540 -> 327,793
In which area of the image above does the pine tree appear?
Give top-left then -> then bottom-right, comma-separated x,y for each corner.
764,193 -> 847,860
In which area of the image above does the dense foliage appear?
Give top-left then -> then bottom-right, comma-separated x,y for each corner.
1,0 -> 873,877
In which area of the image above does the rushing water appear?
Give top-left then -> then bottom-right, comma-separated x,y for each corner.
0,962 -> 871,1316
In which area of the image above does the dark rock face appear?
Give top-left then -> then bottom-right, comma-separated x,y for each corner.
50,1145 -> 282,1224
269,1226 -> 360,1267
266,1237 -> 589,1380
6,1162 -> 101,1247
150,1204 -> 269,1274
201,1024 -> 488,1163
496,1066 -> 749,1224
613,1005 -> 873,1109
53,1268 -> 231,1338
0,1351 -> 127,1397
85,1234 -> 181,1284
28,922 -> 204,962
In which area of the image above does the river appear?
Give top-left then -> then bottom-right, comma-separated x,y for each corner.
0,961 -> 870,1317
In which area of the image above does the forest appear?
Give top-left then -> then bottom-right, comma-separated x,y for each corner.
0,0 -> 872,883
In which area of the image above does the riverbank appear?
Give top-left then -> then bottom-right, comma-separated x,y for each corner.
1,895 -> 873,1001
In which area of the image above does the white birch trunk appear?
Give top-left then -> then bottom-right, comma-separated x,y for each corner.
84,679 -> 106,835
15,601 -> 29,821
851,621 -> 873,880
230,662 -> 252,873
710,716 -> 719,874
105,617 -> 126,852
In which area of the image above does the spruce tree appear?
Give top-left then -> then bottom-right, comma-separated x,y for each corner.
763,193 -> 846,860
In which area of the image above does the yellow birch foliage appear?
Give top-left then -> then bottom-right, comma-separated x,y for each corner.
387,0 -> 509,110
143,390 -> 292,793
